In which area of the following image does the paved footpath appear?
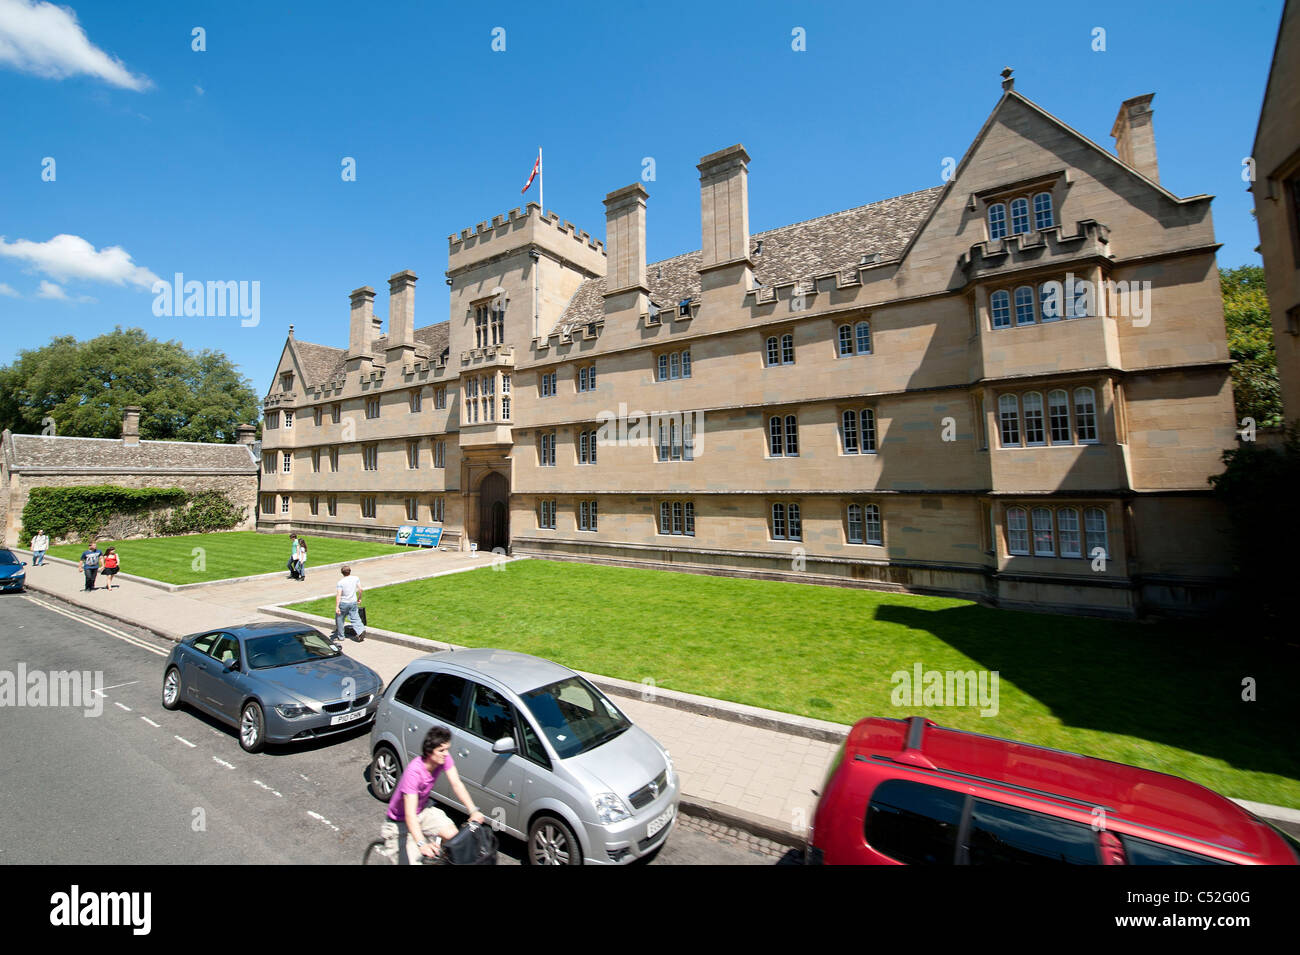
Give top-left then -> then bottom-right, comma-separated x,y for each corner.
17,549 -> 841,845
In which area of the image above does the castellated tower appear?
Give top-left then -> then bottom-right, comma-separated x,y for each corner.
446,204 -> 607,357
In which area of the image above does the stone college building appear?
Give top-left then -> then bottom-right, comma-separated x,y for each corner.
261,75 -> 1237,617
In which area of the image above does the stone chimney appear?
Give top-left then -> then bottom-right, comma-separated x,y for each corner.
697,144 -> 753,304
122,406 -> 141,446
603,183 -> 649,315
346,286 -> 376,372
386,270 -> 418,364
1110,94 -> 1159,184
235,424 -> 257,446
348,286 -> 376,356
699,145 -> 752,270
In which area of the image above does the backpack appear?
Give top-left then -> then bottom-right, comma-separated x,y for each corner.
442,822 -> 498,865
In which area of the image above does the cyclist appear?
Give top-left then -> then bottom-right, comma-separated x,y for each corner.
383,727 -> 487,863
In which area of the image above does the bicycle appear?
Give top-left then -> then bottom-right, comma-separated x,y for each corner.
362,834 -> 445,865
363,820 -> 498,865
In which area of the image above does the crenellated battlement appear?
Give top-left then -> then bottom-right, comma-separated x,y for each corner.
447,202 -> 605,255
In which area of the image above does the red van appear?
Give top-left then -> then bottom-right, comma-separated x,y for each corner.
808,716 -> 1299,865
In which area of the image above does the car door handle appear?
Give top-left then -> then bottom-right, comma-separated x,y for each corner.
457,748 -> 469,758
407,724 -> 418,733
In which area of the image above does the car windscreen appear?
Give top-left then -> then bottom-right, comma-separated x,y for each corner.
521,676 -> 631,760
246,631 -> 339,668
0,551 -> 19,565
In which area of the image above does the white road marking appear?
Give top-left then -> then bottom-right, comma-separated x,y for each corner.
253,780 -> 283,798
307,811 -> 340,832
212,757 -> 235,770
90,681 -> 142,697
22,596 -> 166,656
140,717 -> 160,728
113,702 -> 132,712
174,736 -> 196,748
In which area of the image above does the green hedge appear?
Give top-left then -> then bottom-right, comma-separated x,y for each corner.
19,485 -> 244,546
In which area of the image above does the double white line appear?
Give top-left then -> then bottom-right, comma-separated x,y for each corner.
23,595 -> 168,657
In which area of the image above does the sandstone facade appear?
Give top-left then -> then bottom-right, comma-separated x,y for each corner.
260,77 -> 1238,616
1252,0 -> 1300,424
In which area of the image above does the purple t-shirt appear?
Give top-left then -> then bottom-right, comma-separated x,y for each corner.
386,753 -> 455,821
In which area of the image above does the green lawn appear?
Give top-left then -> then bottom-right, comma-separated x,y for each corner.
289,559 -> 1300,808
47,531 -> 411,585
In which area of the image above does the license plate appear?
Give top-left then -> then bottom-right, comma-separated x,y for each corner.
647,804 -> 675,839
330,709 -> 367,726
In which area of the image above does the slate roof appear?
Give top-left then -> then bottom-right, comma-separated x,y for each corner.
290,322 -> 450,387
552,185 -> 944,333
2,432 -> 258,473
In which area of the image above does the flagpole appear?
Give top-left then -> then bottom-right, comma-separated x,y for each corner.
538,146 -> 543,216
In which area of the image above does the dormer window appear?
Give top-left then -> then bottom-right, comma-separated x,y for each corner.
1033,191 -> 1055,229
988,203 -> 1007,240
1010,198 -> 1030,236
986,188 -> 1056,240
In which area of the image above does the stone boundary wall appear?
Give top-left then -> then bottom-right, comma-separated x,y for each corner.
5,472 -> 258,547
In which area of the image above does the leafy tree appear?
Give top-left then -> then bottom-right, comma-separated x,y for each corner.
0,327 -> 260,442
1220,265 -> 1282,428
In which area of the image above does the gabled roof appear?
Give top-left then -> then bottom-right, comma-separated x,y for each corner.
1250,0 -> 1297,160
291,339 -> 346,385
552,187 -> 944,332
3,432 -> 257,473
893,88 -> 1207,267
287,322 -> 450,388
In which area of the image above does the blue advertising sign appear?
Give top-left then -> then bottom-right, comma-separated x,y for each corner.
396,525 -> 443,547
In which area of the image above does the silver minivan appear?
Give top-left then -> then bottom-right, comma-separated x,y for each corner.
369,649 -> 679,865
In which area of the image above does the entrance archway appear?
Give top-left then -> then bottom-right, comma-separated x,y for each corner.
478,471 -> 510,552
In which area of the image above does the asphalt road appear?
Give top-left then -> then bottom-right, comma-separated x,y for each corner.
0,593 -> 789,866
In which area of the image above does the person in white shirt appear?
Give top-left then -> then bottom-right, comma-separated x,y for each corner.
334,566 -> 365,646
31,530 -> 49,566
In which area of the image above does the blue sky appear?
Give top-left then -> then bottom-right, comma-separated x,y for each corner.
0,0 -> 1285,397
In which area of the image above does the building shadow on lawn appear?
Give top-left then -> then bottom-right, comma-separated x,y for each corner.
873,603 -> 1300,784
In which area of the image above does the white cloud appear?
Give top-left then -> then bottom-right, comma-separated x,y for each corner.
0,233 -> 160,289
194,84 -> 203,96
34,280 -> 95,303
0,0 -> 151,91
0,282 -> 18,296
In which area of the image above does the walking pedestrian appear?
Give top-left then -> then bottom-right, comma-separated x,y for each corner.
288,534 -> 300,580
30,530 -> 49,567
102,547 -> 120,590
80,541 -> 101,591
296,537 -> 308,581
334,565 -> 365,647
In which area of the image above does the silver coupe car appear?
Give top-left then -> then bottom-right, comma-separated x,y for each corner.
369,648 -> 679,865
161,623 -> 384,752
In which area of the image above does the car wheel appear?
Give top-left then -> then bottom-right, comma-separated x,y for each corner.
371,745 -> 401,800
161,667 -> 182,710
527,814 -> 583,866
239,701 -> 266,753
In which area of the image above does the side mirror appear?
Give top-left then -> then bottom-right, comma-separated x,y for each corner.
223,660 -> 240,673
491,736 -> 516,755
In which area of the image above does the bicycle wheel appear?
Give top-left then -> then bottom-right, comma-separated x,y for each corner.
363,839 -> 396,865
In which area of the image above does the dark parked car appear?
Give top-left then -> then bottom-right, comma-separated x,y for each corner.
0,549 -> 27,593
161,623 -> 383,752
809,716 -> 1300,865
